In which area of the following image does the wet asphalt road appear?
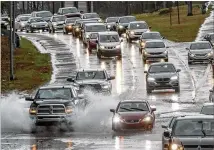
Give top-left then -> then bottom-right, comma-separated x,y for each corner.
1,10 -> 214,150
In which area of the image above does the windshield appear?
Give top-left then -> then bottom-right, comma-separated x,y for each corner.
149,64 -> 176,73
86,25 -> 106,32
106,17 -> 118,23
35,88 -> 73,99
30,18 -> 44,23
66,18 -> 80,23
99,35 -> 119,43
145,42 -> 165,48
62,8 -> 78,14
52,16 -> 66,22
20,16 -> 30,21
142,33 -> 162,39
190,43 -> 211,50
77,71 -> 106,80
119,17 -> 136,23
90,33 -> 98,39
173,119 -> 214,136
130,23 -> 148,29
201,106 -> 214,115
36,12 -> 52,17
118,102 -> 149,112
83,13 -> 99,19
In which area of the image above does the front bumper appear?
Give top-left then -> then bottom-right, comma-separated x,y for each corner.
53,25 -> 64,30
143,53 -> 168,60
99,49 -> 121,57
31,26 -> 49,30
188,54 -> 213,62
147,80 -> 179,90
113,120 -> 154,130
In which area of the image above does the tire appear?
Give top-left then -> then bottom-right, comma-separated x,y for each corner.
188,60 -> 192,65
30,125 -> 37,133
117,55 -> 122,60
30,29 -> 33,33
20,29 -> 23,32
26,30 -> 29,33
143,57 -> 147,64
97,51 -> 102,59
175,86 -> 180,93
165,58 -> 168,62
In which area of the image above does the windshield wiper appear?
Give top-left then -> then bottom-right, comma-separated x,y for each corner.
130,108 -> 147,111
120,107 -> 132,111
92,72 -> 98,79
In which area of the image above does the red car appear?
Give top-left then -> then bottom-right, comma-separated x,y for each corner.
110,100 -> 156,132
88,33 -> 98,53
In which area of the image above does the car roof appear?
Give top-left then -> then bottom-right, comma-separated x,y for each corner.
98,31 -> 118,35
39,85 -> 75,90
190,41 -> 211,44
142,31 -> 160,34
106,17 -> 119,19
203,103 -> 214,106
120,99 -> 148,103
129,21 -> 147,24
35,11 -> 51,13
176,115 -> 214,120
30,17 -> 42,19
66,17 -> 80,20
77,68 -> 105,72
85,23 -> 105,26
145,40 -> 164,43
83,13 -> 98,15
119,15 -> 135,18
53,15 -> 66,18
60,7 -> 77,9
150,62 -> 174,66
207,33 -> 214,35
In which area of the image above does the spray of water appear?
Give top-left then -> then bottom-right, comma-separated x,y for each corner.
0,92 -> 32,132
71,90 -> 119,133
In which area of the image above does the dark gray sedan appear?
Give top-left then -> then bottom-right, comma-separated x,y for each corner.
48,15 -> 67,33
26,17 -> 49,33
187,41 -> 213,64
144,62 -> 181,93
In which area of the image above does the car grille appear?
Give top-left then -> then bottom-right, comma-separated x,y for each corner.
57,23 -> 64,26
105,46 -> 116,49
80,84 -> 102,90
37,104 -> 65,114
135,32 -> 142,35
195,53 -> 207,57
125,119 -> 140,123
149,52 -> 163,55
156,78 -> 170,83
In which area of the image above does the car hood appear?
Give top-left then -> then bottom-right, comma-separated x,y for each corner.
172,137 -> 214,146
145,48 -> 167,53
55,21 -> 65,25
75,79 -> 107,85
100,42 -> 120,47
34,99 -> 73,105
119,23 -> 129,27
131,29 -> 149,33
142,38 -> 163,42
149,72 -> 177,78
31,22 -> 47,26
43,17 -> 51,22
189,49 -> 212,54
65,13 -> 81,18
20,21 -> 28,24
118,112 -> 149,120
106,22 -> 116,26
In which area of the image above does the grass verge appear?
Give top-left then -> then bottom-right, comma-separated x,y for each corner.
135,5 -> 211,42
1,36 -> 52,94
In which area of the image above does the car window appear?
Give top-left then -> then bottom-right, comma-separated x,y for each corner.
52,16 -> 66,22
85,25 -> 107,32
36,12 -> 52,17
119,17 -> 136,23
83,13 -> 99,19
106,17 -> 118,23
19,16 -> 30,21
30,18 -> 44,23
141,33 -> 161,39
118,102 -> 149,112
66,17 -> 80,23
90,33 -> 98,39
35,88 -> 73,99
130,23 -> 148,29
62,7 -> 78,14
149,64 -> 176,73
201,106 -> 214,115
99,35 -> 119,43
190,43 -> 211,50
172,119 -> 214,136
77,71 -> 106,80
145,42 -> 165,48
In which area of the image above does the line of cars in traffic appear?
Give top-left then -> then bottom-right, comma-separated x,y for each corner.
13,7 -> 214,149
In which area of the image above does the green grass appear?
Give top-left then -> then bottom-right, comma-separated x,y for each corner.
135,5 -> 211,42
1,37 -> 52,93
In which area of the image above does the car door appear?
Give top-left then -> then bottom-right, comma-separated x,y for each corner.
89,33 -> 98,47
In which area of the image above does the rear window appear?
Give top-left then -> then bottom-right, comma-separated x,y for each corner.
201,106 -> 214,115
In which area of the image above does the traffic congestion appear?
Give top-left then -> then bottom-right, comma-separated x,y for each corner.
1,4 -> 214,150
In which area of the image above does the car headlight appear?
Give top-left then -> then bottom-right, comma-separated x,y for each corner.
113,115 -> 121,123
45,23 -> 48,27
29,107 -> 37,115
163,50 -> 168,54
119,25 -> 123,29
102,85 -> 110,89
107,25 -> 111,28
142,116 -> 152,122
130,31 -> 135,35
76,28 -> 80,32
170,76 -> 178,81
100,45 -> 105,49
208,51 -> 213,56
190,53 -> 195,57
116,45 -> 121,49
141,42 -> 145,47
68,25 -> 72,29
86,35 -> 89,38
21,22 -> 25,27
65,106 -> 72,114
170,143 -> 184,150
148,77 -> 155,82
53,22 -> 57,26
32,25 -> 36,27
98,19 -> 102,22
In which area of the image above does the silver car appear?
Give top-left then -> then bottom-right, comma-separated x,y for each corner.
200,103 -> 214,115
31,11 -> 53,22
96,31 -> 122,59
48,15 -> 66,33
126,21 -> 150,42
26,17 -> 49,33
142,40 -> 169,63
15,14 -> 31,31
187,41 -> 213,64
82,23 -> 107,46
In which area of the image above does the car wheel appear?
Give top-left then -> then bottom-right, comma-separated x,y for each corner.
188,60 -> 192,65
146,87 -> 152,94
143,58 -> 147,64
165,58 -> 168,62
30,29 -> 33,33
175,86 -> 180,93
26,30 -> 29,33
30,125 -> 37,133
117,55 -> 122,60
20,29 -> 23,32
97,51 -> 102,59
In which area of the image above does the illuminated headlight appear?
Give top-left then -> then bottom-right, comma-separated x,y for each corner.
76,28 -> 80,32
102,85 -> 110,89
98,19 -> 102,22
142,116 -> 152,122
86,35 -> 89,38
119,25 -> 123,29
45,23 -> 48,27
29,107 -> 37,115
163,50 -> 168,54
170,76 -> 178,81
148,77 -> 155,82
141,42 -> 145,47
20,22 -> 25,27
130,31 -> 135,35
65,106 -> 72,114
144,51 -> 148,55
107,25 -> 111,28
208,51 -> 213,56
116,45 -> 121,49
100,45 -> 105,49
113,115 -> 121,123
32,25 -> 36,27
53,22 -> 57,26
68,25 -> 72,29
190,53 -> 195,57
171,143 -> 184,150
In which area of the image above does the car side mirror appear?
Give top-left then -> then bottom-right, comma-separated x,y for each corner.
110,109 -> 115,113
25,96 -> 34,101
209,89 -> 213,92
149,26 -> 152,30
151,106 -> 156,112
67,77 -> 75,82
163,131 -> 171,138
162,36 -> 165,39
161,125 -> 168,129
108,76 -> 115,80
144,71 -> 148,73
166,46 -> 169,48
177,69 -> 181,72
96,40 -> 98,44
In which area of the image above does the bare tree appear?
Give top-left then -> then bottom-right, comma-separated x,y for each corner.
187,1 -> 193,16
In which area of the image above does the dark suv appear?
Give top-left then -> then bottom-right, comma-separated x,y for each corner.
66,69 -> 115,94
144,62 -> 181,93
25,85 -> 84,132
162,115 -> 214,150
